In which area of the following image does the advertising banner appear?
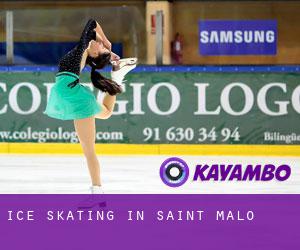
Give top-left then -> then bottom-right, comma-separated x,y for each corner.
0,71 -> 299,144
199,20 -> 277,55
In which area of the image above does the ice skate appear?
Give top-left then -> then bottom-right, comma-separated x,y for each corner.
77,185 -> 107,209
111,57 -> 137,91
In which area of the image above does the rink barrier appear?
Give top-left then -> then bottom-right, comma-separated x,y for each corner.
1,65 -> 300,73
0,143 -> 299,156
1,65 -> 300,154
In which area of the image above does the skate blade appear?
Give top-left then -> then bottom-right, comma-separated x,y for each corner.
119,58 -> 138,68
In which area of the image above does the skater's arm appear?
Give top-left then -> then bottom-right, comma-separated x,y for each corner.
58,19 -> 96,75
79,18 -> 112,52
94,21 -> 111,51
95,32 -> 104,44
78,19 -> 97,50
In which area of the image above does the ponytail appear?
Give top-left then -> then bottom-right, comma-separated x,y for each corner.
90,67 -> 122,95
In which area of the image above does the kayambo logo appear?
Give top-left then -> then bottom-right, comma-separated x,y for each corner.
160,157 -> 291,187
159,157 -> 190,187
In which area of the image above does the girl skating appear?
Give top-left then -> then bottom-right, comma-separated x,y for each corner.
44,18 -> 137,194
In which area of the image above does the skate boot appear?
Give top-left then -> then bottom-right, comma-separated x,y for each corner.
111,57 -> 137,92
77,185 -> 107,209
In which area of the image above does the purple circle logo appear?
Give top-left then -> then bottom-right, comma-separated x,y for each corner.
160,157 -> 189,187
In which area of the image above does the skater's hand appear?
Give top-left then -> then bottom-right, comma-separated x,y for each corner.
110,52 -> 121,70
111,52 -> 120,62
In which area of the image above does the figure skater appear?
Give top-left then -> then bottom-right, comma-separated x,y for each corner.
43,18 -> 137,194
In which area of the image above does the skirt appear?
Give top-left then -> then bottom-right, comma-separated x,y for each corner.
43,71 -> 101,120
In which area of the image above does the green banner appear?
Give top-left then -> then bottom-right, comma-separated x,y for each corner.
0,71 -> 299,144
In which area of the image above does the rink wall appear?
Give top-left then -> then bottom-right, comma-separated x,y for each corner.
0,142 -> 299,156
0,65 -> 300,155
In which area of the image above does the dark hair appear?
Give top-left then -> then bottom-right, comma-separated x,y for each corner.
86,53 -> 122,95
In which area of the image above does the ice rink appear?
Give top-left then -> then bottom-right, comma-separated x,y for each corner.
0,154 -> 299,194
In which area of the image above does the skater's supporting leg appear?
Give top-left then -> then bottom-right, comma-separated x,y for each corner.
73,116 -> 101,186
